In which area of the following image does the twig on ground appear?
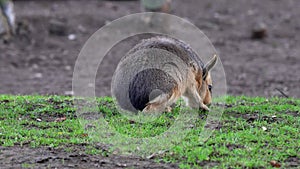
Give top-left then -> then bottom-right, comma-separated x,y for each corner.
275,88 -> 289,98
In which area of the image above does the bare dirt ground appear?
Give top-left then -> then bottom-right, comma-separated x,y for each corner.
0,0 -> 299,98
0,0 -> 299,168
0,145 -> 178,168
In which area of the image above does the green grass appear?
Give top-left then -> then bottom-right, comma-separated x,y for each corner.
0,95 -> 299,168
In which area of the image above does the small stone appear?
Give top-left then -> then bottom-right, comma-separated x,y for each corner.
77,25 -> 86,33
64,91 -> 74,96
36,118 -> 42,122
116,163 -> 127,167
105,20 -> 111,25
68,34 -> 76,41
251,22 -> 267,39
33,73 -> 43,79
49,19 -> 67,36
65,65 -> 71,71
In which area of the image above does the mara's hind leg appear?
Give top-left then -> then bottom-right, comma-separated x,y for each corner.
142,87 -> 181,113
142,93 -> 169,113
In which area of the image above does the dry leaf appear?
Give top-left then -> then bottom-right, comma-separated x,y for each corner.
55,117 -> 66,122
270,160 -> 281,168
262,126 -> 267,131
81,133 -> 88,137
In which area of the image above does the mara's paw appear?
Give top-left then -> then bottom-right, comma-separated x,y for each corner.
165,106 -> 172,113
142,104 -> 165,114
199,104 -> 210,112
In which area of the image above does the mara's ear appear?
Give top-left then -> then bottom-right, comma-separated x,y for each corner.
203,54 -> 218,80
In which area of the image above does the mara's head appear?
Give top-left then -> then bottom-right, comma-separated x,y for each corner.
197,55 -> 218,106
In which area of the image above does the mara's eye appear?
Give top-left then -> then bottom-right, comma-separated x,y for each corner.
208,84 -> 213,93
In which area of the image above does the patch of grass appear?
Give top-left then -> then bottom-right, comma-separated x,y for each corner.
0,95 -> 299,168
0,95 -> 86,147
21,163 -> 35,168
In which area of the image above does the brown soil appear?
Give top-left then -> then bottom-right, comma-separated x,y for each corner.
0,0 -> 299,98
0,145 -> 178,169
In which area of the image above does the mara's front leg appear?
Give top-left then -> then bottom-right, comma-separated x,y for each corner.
183,85 -> 210,111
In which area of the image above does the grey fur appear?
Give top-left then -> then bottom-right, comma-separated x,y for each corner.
113,36 -> 210,112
